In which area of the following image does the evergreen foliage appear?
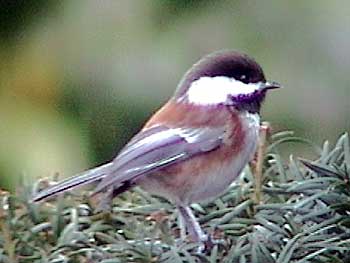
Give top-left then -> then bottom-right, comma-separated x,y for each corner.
0,131 -> 349,262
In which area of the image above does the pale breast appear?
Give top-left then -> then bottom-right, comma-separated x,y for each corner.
138,111 -> 260,205
183,111 -> 260,204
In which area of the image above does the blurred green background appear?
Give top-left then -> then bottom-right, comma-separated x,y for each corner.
0,1 -> 349,190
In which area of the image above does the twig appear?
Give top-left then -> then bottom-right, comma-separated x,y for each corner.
253,121 -> 270,205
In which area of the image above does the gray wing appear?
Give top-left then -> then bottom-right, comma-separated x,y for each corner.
93,124 -> 226,194
32,124 -> 226,202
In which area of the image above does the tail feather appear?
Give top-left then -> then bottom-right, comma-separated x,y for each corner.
32,162 -> 113,202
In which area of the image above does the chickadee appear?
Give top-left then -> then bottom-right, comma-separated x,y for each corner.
33,50 -> 281,245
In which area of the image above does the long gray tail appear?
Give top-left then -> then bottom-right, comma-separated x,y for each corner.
32,162 -> 113,202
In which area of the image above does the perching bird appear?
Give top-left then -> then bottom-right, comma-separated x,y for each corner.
33,50 -> 281,246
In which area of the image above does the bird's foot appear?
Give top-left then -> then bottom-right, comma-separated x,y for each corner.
193,234 -> 225,254
191,233 -> 208,253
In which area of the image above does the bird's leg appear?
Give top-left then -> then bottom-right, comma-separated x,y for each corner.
178,211 -> 187,241
177,205 -> 207,243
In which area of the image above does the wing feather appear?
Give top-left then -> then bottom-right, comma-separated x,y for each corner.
33,124 -> 226,202
93,125 -> 225,193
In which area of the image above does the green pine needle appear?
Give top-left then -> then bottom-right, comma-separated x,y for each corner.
1,132 -> 350,262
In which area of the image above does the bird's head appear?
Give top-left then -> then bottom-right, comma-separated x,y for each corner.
175,50 -> 281,113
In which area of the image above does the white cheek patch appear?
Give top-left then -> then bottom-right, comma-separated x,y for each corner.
185,76 -> 261,105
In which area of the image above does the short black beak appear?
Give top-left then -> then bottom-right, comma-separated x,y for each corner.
262,81 -> 282,90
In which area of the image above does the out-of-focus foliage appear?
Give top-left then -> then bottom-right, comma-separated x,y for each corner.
0,1 -> 349,189
0,132 -> 349,262
0,0 -> 58,43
